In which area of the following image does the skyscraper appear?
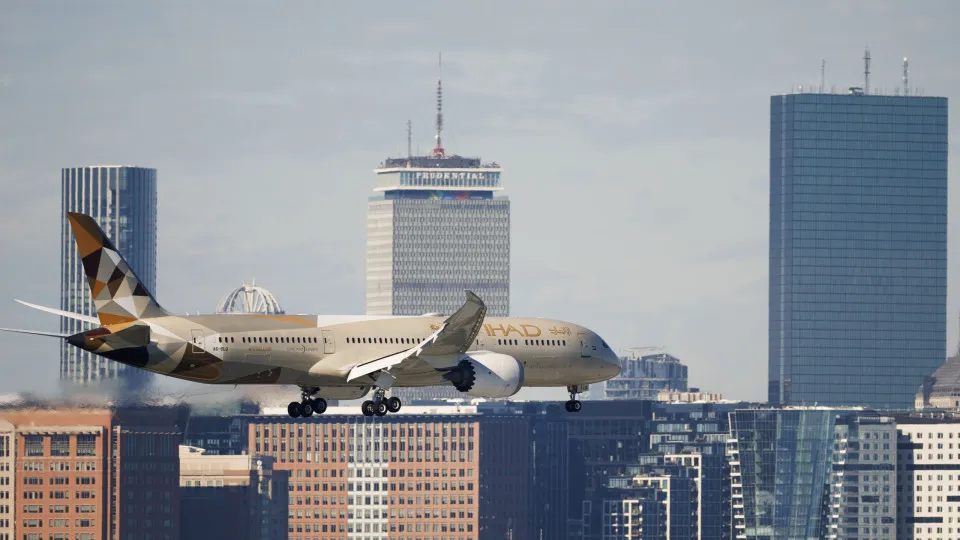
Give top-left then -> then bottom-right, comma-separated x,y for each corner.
768,86 -> 948,409
61,166 -> 157,388
366,64 -> 510,319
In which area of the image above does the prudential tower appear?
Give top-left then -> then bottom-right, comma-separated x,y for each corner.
366,56 -> 510,317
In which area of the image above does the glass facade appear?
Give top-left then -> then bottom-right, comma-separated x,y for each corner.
729,408 -> 838,539
60,166 -> 157,389
769,93 -> 949,408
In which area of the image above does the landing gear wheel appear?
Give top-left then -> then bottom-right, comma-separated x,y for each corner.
565,385 -> 584,413
361,400 -> 376,417
311,398 -> 328,415
564,400 -> 582,412
386,396 -> 402,413
375,402 -> 388,416
287,401 -> 303,418
300,400 -> 314,417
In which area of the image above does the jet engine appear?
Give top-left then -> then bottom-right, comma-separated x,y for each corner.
441,351 -> 524,398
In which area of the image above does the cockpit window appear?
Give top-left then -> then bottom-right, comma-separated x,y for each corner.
602,341 -> 609,349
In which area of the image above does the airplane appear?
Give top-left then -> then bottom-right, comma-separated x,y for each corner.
0,212 -> 622,417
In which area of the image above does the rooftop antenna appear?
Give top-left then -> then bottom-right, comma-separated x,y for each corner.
820,58 -> 825,93
903,57 -> 909,96
432,52 -> 445,158
406,119 -> 412,160
863,47 -> 871,94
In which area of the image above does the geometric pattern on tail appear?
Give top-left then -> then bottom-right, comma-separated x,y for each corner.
67,212 -> 166,325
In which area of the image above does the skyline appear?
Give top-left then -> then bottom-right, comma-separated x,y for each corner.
1,2 -> 958,401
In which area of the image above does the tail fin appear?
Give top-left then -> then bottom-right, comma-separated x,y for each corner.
67,212 -> 167,325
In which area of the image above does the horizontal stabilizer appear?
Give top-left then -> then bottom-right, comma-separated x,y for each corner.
15,299 -> 99,325
0,327 -> 70,338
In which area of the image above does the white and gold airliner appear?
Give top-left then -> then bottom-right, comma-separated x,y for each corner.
0,213 -> 621,417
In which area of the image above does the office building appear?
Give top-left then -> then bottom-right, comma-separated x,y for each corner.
60,166 -> 158,389
179,446 -> 288,540
365,74 -> 509,320
893,414 -> 960,540
605,348 -> 688,400
0,404 -> 185,540
245,406 -> 548,540
768,87 -> 948,408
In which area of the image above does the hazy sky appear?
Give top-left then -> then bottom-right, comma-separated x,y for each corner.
0,1 -> 957,402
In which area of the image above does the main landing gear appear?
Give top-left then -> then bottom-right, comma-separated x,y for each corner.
361,388 -> 402,417
565,384 -> 584,413
287,386 -> 328,418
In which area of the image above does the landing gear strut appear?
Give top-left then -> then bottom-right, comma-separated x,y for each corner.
287,387 -> 328,418
361,388 -> 402,417
565,384 -> 584,413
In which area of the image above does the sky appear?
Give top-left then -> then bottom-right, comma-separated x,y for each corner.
0,1 -> 958,403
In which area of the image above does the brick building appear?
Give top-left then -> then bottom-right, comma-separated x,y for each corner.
0,404 -> 185,540
246,405 -> 548,540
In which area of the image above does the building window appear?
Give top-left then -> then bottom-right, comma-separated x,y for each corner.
23,436 -> 43,457
76,435 -> 97,457
50,435 -> 70,457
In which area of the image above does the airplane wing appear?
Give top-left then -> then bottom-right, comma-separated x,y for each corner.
346,291 -> 487,382
15,299 -> 100,325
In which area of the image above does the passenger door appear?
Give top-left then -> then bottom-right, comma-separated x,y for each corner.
578,333 -> 590,357
321,330 -> 336,354
190,329 -> 204,354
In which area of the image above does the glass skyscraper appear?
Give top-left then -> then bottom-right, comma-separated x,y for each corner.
769,91 -> 948,408
60,166 -> 157,388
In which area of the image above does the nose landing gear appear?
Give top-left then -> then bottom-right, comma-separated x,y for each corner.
287,387 -> 328,418
565,384 -> 585,413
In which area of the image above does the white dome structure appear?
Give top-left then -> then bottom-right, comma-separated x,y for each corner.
216,280 -> 285,314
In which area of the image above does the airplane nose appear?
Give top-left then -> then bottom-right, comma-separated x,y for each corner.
601,348 -> 621,378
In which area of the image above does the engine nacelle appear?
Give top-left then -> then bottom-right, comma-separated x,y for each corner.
441,351 -> 524,398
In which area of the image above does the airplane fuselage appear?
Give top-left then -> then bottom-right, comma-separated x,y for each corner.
72,313 -> 621,398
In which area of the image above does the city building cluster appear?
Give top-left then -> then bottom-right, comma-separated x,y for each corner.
2,399 -> 960,539
32,50 -> 952,540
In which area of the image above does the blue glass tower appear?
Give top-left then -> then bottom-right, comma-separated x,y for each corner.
769,91 -> 948,409
60,166 -> 157,389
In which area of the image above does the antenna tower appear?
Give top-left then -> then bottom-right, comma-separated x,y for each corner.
407,120 -> 412,159
863,48 -> 871,94
432,52 -> 445,158
903,57 -> 910,95
820,58 -> 825,93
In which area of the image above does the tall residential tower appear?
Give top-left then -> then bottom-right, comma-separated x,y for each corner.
61,166 -> 158,388
769,80 -> 948,408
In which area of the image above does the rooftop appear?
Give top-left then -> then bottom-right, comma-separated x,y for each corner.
379,155 -> 500,170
